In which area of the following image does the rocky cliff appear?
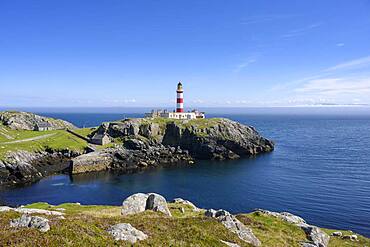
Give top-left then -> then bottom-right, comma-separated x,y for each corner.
0,111 -> 76,130
93,118 -> 274,159
70,118 -> 274,174
0,150 -> 82,185
0,116 -> 274,184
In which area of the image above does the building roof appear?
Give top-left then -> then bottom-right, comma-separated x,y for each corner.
92,133 -> 109,140
36,122 -> 52,128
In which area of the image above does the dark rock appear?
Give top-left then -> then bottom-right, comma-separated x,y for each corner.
146,193 -> 172,216
342,235 -> 358,241
91,118 -> 274,161
0,150 -> 79,186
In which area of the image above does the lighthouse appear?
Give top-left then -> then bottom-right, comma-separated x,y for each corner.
176,82 -> 184,113
144,81 -> 205,119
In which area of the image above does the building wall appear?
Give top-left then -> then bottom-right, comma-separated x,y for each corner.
160,112 -> 197,119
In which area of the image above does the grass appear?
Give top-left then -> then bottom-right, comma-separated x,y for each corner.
0,126 -> 89,159
1,202 -> 369,246
72,128 -> 96,138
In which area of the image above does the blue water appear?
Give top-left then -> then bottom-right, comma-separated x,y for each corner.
1,111 -> 370,237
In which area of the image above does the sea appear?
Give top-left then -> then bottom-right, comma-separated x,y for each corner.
0,107 -> 370,237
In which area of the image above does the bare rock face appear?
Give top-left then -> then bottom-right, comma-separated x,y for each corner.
121,193 -> 172,217
107,223 -> 148,243
0,111 -> 75,130
71,150 -> 114,174
205,209 -> 261,247
256,209 -> 306,224
298,224 -> 330,247
10,214 -> 50,232
0,150 -> 79,186
146,193 -> 172,217
70,145 -> 193,175
121,193 -> 149,216
91,118 -> 274,161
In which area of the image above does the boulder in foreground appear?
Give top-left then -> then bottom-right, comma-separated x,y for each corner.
121,193 -> 172,217
205,209 -> 261,246
10,214 -> 50,232
107,223 -> 148,243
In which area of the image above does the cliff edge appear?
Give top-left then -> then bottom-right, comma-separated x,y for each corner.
71,118 -> 274,174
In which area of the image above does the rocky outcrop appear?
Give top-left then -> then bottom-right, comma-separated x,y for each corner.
146,193 -> 172,216
71,145 -> 193,174
107,223 -> 148,243
121,193 -> 172,216
10,214 -> 50,232
71,150 -> 114,174
121,193 -> 149,215
91,118 -> 274,160
0,206 -> 64,216
256,209 -> 306,224
70,117 -> 274,175
298,224 -> 330,247
0,150 -> 80,186
257,210 -> 330,247
172,198 -> 200,211
205,209 -> 261,247
0,111 -> 75,130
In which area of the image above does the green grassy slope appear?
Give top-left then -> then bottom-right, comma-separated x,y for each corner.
0,202 -> 368,246
0,126 -> 91,159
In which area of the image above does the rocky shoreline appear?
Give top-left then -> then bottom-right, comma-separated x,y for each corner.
0,192 -> 366,246
0,116 -> 274,186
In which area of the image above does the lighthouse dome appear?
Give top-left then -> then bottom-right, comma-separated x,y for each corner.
177,82 -> 183,91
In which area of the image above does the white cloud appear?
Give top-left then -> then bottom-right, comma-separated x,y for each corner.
192,99 -> 205,104
233,58 -> 257,73
281,23 -> 322,39
240,14 -> 298,25
295,77 -> 370,96
336,43 -> 345,47
325,56 -> 370,71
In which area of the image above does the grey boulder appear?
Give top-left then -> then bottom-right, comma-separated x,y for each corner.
107,223 -> 147,243
298,223 -> 330,247
10,214 -> 50,232
121,193 -> 171,217
256,209 -> 306,224
205,209 -> 261,247
121,193 -> 149,215
146,193 -> 172,217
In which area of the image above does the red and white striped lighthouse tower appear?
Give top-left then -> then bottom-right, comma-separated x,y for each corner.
176,82 -> 184,113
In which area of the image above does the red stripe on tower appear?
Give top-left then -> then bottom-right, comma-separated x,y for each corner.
176,82 -> 184,113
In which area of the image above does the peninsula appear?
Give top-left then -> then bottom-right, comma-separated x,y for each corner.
0,110 -> 274,186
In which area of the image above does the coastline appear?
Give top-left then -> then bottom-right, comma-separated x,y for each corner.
0,193 -> 368,246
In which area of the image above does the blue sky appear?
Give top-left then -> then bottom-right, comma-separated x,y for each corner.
1,0 -> 370,107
